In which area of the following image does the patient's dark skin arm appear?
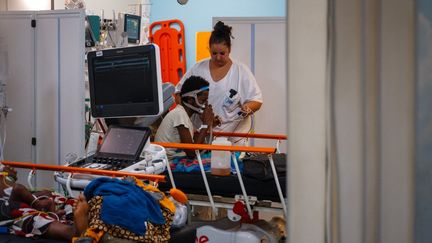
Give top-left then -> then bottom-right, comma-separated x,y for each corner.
177,126 -> 204,158
45,222 -> 75,241
177,104 -> 214,158
0,166 -> 55,212
0,166 -> 75,241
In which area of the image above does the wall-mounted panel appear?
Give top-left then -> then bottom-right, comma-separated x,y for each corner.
0,10 -> 85,189
0,12 -> 36,182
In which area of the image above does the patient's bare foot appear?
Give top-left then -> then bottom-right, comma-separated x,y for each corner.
74,194 -> 89,236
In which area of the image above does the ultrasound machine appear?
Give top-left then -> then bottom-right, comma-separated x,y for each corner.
55,44 -> 172,190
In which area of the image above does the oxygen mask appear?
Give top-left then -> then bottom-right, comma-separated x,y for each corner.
181,86 -> 209,114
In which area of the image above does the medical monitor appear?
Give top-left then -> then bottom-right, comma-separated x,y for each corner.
87,44 -> 163,118
85,15 -> 100,47
97,126 -> 150,161
124,14 -> 141,44
88,16 -> 100,39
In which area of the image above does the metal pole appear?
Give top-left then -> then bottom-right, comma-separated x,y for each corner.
268,154 -> 287,217
232,153 -> 253,219
165,156 -> 176,188
195,150 -> 216,215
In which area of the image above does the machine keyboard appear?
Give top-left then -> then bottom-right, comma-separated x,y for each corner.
91,157 -> 135,170
70,156 -> 136,171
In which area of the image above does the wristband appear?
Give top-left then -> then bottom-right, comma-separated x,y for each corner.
198,124 -> 208,132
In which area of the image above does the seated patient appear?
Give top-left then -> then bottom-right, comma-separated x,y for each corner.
155,76 -> 215,171
0,165 -> 76,241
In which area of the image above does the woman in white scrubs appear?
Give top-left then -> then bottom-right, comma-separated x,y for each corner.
176,21 -> 263,144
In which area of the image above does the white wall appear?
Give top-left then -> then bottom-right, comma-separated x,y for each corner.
54,0 -> 140,16
6,0 -> 51,10
150,0 -> 286,70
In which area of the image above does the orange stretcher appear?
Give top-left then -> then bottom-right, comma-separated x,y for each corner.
149,19 -> 186,85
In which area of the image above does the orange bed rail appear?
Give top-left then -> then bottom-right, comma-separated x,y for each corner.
212,132 -> 287,140
2,161 -> 165,182
152,142 -> 276,154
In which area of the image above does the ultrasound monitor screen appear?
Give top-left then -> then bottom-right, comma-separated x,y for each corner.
87,45 -> 163,118
93,53 -> 153,105
98,126 -> 150,160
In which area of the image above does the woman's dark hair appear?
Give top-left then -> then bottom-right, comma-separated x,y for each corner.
209,21 -> 233,49
180,76 -> 209,101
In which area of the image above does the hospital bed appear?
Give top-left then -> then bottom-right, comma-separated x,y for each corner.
154,132 -> 287,221
157,132 -> 286,202
0,132 -> 286,242
0,161 -> 166,243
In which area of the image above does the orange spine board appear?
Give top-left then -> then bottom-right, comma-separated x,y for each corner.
149,19 -> 186,84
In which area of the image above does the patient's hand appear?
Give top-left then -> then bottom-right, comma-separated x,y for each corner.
213,116 -> 222,127
201,104 -> 214,127
73,193 -> 89,236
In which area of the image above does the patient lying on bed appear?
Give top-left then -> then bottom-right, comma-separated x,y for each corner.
0,165 -> 76,241
0,165 -> 179,242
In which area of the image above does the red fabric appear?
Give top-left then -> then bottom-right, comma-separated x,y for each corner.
232,201 -> 259,223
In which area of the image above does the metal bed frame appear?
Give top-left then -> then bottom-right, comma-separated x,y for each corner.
1,131 -> 287,242
154,131 -> 287,219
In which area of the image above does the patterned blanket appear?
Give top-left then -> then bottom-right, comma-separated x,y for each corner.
0,192 -> 75,238
171,150 -> 243,173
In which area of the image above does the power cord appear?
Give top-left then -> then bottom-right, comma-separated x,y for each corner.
215,105 -> 255,145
